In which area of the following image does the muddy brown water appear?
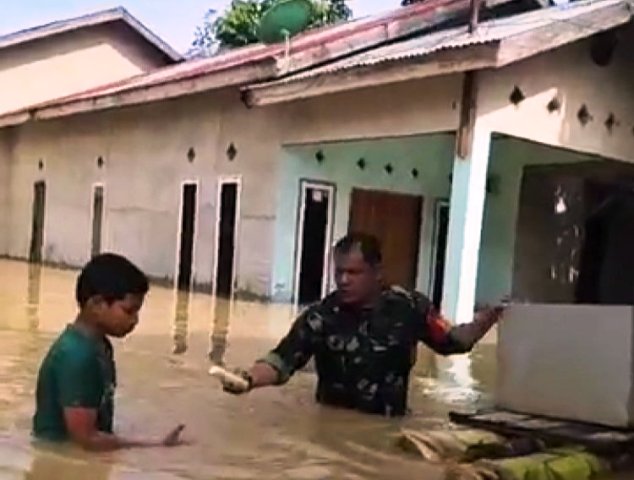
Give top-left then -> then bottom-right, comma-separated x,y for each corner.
1,259 -> 625,479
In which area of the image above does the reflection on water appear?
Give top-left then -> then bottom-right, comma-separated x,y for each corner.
172,291 -> 190,355
208,298 -> 231,366
26,264 -> 42,332
0,259 -> 502,480
25,447 -> 113,480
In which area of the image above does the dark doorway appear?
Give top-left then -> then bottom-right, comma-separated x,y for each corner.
295,182 -> 334,306
576,185 -> 634,304
177,183 -> 197,291
91,185 -> 105,258
431,201 -> 450,309
215,181 -> 238,299
29,181 -> 46,263
349,188 -> 423,289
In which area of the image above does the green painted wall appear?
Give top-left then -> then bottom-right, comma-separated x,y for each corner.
272,134 -> 455,302
270,132 -> 597,308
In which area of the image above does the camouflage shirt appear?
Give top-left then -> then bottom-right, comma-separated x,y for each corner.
260,287 -> 475,417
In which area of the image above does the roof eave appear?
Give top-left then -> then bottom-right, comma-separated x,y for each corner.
245,1 -> 634,107
0,111 -> 31,129
246,42 -> 501,107
117,8 -> 183,62
0,60 -> 278,127
496,1 -> 632,67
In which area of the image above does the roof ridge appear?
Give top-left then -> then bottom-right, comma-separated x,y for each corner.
0,6 -> 182,61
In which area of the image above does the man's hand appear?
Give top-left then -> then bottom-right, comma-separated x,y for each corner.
445,301 -> 507,353
162,424 -> 186,446
474,301 -> 507,324
221,368 -> 253,395
478,306 -> 504,323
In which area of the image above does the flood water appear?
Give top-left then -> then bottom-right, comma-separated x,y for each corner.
0,259 -> 510,479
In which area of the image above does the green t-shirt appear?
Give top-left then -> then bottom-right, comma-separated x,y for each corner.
33,325 -> 116,441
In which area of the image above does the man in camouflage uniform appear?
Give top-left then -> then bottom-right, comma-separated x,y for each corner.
222,233 -> 504,416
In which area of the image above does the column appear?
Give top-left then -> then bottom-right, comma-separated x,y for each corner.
441,124 -> 492,324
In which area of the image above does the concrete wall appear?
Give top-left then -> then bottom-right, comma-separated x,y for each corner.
470,30 -> 634,303
280,75 -> 461,144
0,24 -> 170,114
272,134 -> 455,302
478,27 -> 634,164
4,28 -> 634,302
0,75 -> 460,297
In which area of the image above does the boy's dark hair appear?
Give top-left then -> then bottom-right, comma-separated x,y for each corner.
334,233 -> 382,267
76,253 -> 149,307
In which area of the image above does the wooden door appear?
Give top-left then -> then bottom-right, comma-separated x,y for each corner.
349,188 -> 423,289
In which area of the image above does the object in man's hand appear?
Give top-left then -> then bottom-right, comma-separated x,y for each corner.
208,365 -> 251,392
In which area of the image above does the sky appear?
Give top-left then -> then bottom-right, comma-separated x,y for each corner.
1,0 -> 402,53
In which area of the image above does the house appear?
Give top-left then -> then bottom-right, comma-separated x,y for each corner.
0,7 -> 181,115
0,0 -> 632,326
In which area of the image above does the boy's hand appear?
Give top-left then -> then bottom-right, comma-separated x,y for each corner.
162,424 -> 186,446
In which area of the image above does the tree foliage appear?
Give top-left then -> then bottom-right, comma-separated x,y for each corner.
192,0 -> 352,53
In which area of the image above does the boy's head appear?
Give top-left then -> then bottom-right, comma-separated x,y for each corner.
76,253 -> 149,337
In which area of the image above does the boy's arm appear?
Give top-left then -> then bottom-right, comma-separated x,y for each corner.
57,350 -> 185,451
63,409 -> 183,451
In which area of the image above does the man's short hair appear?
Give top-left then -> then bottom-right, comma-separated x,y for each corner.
76,253 -> 149,307
334,233 -> 382,267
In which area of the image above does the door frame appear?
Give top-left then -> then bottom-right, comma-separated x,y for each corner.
292,179 -> 336,307
174,179 -> 200,292
89,182 -> 107,257
211,175 -> 242,300
29,180 -> 47,263
428,199 -> 449,303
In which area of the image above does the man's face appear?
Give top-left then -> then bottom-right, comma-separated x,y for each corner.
334,248 -> 381,306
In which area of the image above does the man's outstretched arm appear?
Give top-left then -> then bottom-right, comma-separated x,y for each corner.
417,294 -> 504,355
222,307 -> 322,394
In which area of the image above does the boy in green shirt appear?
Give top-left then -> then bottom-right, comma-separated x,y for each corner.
33,253 -> 186,451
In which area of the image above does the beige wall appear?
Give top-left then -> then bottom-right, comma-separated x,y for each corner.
2,30 -> 634,298
478,28 -> 634,163
0,76 -> 460,296
0,24 -> 170,115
